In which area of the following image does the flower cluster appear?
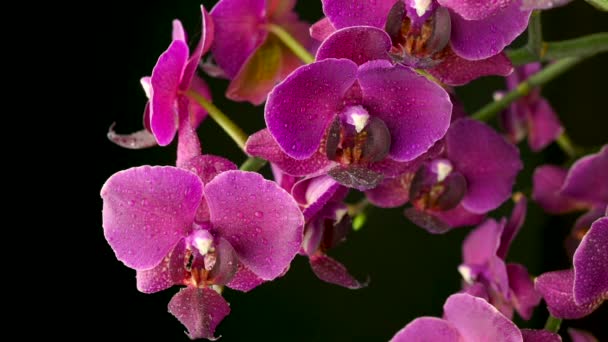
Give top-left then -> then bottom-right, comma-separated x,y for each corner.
102,0 -> 607,340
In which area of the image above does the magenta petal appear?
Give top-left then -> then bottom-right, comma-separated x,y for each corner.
310,17 -> 336,41
429,50 -> 513,86
358,61 -> 452,161
293,175 -> 344,221
507,263 -> 542,320
527,98 -> 563,152
532,165 -> 586,214
150,40 -> 189,146
210,0 -> 266,78
573,217 -> 608,306
136,239 -> 187,294
438,0 -> 511,20
390,317 -> 462,342
462,218 -> 504,266
365,174 -> 411,208
180,5 -> 214,90
168,287 -> 230,340
207,237 -> 239,286
449,1 -> 532,60
266,59 -> 358,159
245,129 -> 335,176
521,329 -> 562,342
444,293 -> 523,342
310,254 -> 367,289
562,146 -> 608,205
176,103 -> 201,168
447,119 -> 522,214
107,125 -> 157,149
433,204 -> 485,228
498,195 -> 527,259
180,155 -> 238,185
522,0 -> 573,9
226,263 -> 266,292
316,26 -> 391,66
568,328 -> 598,342
321,0 -> 395,29
535,270 -> 598,319
101,166 -> 203,270
205,171 -> 304,280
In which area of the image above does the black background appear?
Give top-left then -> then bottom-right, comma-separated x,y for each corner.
81,1 -> 608,340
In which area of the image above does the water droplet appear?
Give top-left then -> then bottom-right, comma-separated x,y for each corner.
254,211 -> 264,218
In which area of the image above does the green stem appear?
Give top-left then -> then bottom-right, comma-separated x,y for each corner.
471,57 -> 582,122
585,0 -> 608,11
240,157 -> 267,172
508,32 -> 608,65
556,132 -> 580,159
185,90 -> 248,150
544,315 -> 562,333
527,11 -> 543,57
267,23 -> 315,64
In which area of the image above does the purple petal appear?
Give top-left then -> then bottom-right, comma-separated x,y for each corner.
310,254 -> 367,289
136,239 -> 188,294
293,175 -> 344,221
438,0 -> 511,20
310,17 -> 336,41
532,165 -> 587,214
527,98 -> 563,152
187,76 -> 212,129
245,129 -> 335,176
390,317 -> 462,342
207,237 -> 239,286
447,119 -> 522,214
176,103 -> 201,168
226,263 -> 266,292
150,40 -> 189,146
462,218 -> 504,266
568,328 -> 598,342
101,166 -> 202,270
265,59 -> 358,159
428,50 -> 513,86
562,146 -> 608,205
365,173 -> 412,208
404,207 -> 452,234
573,217 -> 608,306
210,0 -> 266,78
498,194 -> 527,259
180,5 -> 214,90
522,0 -> 574,10
433,204 -> 485,227
358,60 -> 452,161
172,19 -> 186,42
107,124 -> 157,149
168,287 -> 230,340
443,293 -> 523,342
321,0 -> 395,29
566,206 -> 606,257
521,329 -> 562,342
205,171 -> 304,280
316,26 -> 391,65
226,38 -> 283,105
449,1 -> 532,60
535,270 -> 599,319
328,165 -> 385,190
507,263 -> 542,320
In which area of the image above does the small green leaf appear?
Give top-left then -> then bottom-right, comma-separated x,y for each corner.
352,213 -> 367,231
585,0 -> 608,11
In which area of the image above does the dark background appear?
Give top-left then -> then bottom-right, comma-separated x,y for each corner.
84,1 -> 607,340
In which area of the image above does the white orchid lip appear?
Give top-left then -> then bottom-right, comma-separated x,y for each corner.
413,0 -> 432,17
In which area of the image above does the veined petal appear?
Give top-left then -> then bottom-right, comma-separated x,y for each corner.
521,329 -> 562,342
573,217 -> 608,306
136,239 -> 188,293
316,26 -> 392,66
322,0 -> 396,29
447,119 -> 522,214
107,125 -> 157,149
210,0 -> 267,78
245,129 -> 335,177
150,40 -> 189,146
391,317 -> 462,342
310,17 -> 337,41
449,0 -> 532,60
180,5 -> 214,90
205,171 -> 304,280
444,293 -> 523,342
365,174 -> 411,208
310,254 -> 367,289
101,166 -> 203,270
265,59 -> 358,159
226,262 -> 266,292
438,0 -> 511,20
562,146 -> 608,205
358,61 -> 452,161
428,50 -> 513,86
168,287 -> 230,340
535,270 -> 599,319
507,263 -> 542,320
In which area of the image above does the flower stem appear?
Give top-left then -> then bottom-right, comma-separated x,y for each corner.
185,90 -> 248,150
527,11 -> 543,58
508,32 -> 608,65
471,57 -> 582,122
544,315 -> 562,333
267,23 -> 315,64
239,157 -> 267,172
556,132 -> 580,159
